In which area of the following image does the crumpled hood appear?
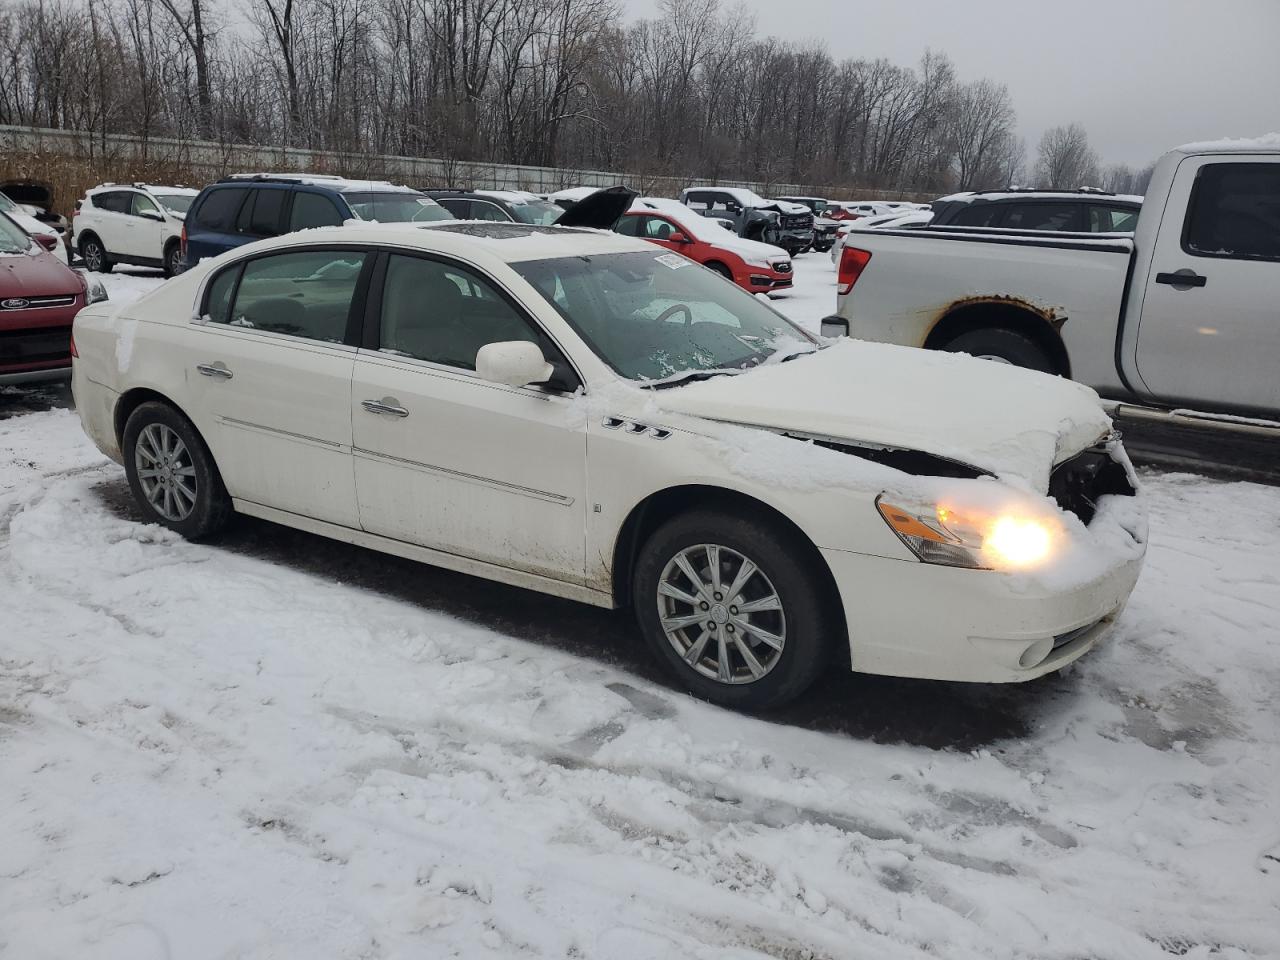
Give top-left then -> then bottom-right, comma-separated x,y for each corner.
655,340 -> 1112,491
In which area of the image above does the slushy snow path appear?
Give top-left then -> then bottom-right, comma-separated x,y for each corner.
1,262 -> 1278,958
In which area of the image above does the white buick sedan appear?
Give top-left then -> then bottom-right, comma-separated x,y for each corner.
72,214 -> 1147,709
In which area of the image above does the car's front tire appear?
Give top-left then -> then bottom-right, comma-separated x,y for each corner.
633,508 -> 836,710
163,241 -> 183,278
79,235 -> 113,273
122,401 -> 232,540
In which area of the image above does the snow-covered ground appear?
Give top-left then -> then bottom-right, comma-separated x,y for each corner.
2,262 -> 1279,958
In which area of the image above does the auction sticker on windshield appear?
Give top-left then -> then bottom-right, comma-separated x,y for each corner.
655,253 -> 691,269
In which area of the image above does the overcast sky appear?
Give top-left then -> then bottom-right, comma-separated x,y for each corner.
625,0 -> 1280,168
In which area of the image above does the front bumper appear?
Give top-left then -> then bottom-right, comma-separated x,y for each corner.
822,539 -> 1145,683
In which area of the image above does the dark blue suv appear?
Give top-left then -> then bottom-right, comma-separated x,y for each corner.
181,174 -> 451,269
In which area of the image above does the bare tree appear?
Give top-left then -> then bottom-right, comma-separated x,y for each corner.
1035,122 -> 1100,189
154,0 -> 216,138
949,79 -> 1015,190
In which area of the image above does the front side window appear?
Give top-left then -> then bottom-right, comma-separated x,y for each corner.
378,254 -> 541,370
513,250 -> 815,382
206,249 -> 366,343
343,192 -> 451,223
470,201 -> 513,223
131,193 -> 161,218
1088,205 -> 1139,232
194,188 -> 248,231
614,214 -> 641,237
1183,162 -> 1280,261
289,192 -> 344,230
640,216 -> 677,241
507,199 -> 564,226
237,189 -> 287,236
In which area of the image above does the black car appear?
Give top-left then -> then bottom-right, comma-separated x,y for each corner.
929,188 -> 1142,233
423,189 -> 569,226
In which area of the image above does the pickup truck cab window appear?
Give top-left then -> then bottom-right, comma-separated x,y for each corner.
377,253 -> 542,370
1183,162 -> 1280,261
1089,205 -> 1139,232
207,249 -> 368,343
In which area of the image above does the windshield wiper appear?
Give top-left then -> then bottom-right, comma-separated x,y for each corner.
642,369 -> 740,390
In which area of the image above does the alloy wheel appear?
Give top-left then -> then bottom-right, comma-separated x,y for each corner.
656,543 -> 786,684
134,422 -> 197,521
83,241 -> 102,271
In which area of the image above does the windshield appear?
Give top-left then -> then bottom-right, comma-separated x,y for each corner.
155,194 -> 194,215
509,199 -> 565,226
0,212 -> 33,253
0,192 -> 16,213
513,251 -> 815,382
343,192 -> 451,223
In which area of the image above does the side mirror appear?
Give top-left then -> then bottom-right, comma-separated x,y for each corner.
476,341 -> 554,388
820,316 -> 850,339
33,233 -> 59,252
667,231 -> 690,244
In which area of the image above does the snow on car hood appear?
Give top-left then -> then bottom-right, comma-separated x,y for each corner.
655,340 -> 1111,491
704,231 -> 790,263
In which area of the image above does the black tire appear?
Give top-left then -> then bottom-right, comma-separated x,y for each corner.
941,327 -> 1055,374
122,401 -> 233,540
633,508 -> 837,710
163,241 -> 183,278
705,261 -> 733,281
80,235 -> 113,274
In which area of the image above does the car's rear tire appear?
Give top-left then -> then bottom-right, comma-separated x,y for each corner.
705,261 -> 733,281
633,508 -> 836,710
80,235 -> 113,274
940,327 -> 1055,374
122,401 -> 232,540
162,241 -> 183,278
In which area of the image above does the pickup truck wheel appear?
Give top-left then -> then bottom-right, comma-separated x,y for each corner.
941,328 -> 1054,374
123,402 -> 232,540
633,509 -> 834,710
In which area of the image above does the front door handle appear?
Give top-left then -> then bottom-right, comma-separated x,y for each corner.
362,397 -> 409,418
196,362 -> 233,379
1155,269 -> 1207,289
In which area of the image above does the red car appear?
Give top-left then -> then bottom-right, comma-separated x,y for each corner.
0,211 -> 105,386
615,198 -> 794,292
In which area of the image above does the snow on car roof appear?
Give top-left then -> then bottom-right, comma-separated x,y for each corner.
474,189 -> 548,205
684,185 -> 770,207
934,191 -> 1144,204
1172,133 -> 1280,154
89,183 -> 198,196
546,186 -> 601,202
224,173 -> 419,193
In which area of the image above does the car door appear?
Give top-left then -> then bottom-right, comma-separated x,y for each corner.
1134,157 -> 1280,412
182,246 -> 370,527
90,190 -> 133,255
350,250 -> 588,583
125,192 -> 168,261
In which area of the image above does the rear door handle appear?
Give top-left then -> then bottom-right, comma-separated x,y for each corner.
1155,270 -> 1207,289
362,397 -> 409,418
196,362 -> 233,379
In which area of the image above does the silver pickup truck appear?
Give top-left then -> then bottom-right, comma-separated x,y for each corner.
822,138 -> 1280,433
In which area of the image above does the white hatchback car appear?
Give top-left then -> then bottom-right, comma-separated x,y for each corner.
73,183 -> 198,277
72,220 -> 1147,709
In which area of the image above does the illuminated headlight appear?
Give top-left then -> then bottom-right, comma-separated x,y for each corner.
85,278 -> 109,305
876,495 -> 1058,570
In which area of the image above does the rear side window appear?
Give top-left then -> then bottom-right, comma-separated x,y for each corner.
1183,162 -> 1280,262
93,191 -> 132,214
288,192 -> 344,230
206,249 -> 367,343
1001,203 -> 1083,231
948,203 -> 1004,227
194,188 -> 248,231
435,198 -> 471,219
236,188 -> 287,236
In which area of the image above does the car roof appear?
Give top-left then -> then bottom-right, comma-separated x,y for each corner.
202,221 -> 653,265
935,190 -> 1143,205
89,183 -> 198,195
219,174 -> 418,194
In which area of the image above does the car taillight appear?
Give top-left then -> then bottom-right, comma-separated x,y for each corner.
69,332 -> 78,358
837,246 -> 872,295
180,222 -> 187,257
